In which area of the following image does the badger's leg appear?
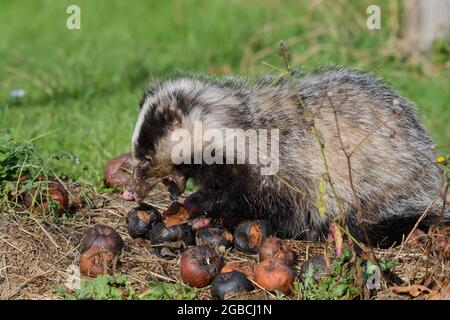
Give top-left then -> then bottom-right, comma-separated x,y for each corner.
184,189 -> 253,228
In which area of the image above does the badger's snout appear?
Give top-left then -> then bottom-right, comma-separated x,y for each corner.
126,159 -> 154,203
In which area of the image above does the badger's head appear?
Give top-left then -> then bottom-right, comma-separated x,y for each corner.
128,77 -> 237,202
128,81 -> 190,203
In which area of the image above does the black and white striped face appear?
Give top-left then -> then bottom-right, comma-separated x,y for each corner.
128,76 -> 246,202
129,78 -> 206,202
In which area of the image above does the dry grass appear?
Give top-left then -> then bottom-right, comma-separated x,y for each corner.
0,185 -> 448,300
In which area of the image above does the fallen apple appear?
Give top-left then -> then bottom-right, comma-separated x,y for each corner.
211,271 -> 254,299
180,246 -> 222,288
103,153 -> 133,189
195,227 -> 233,249
22,181 -> 69,216
254,258 -> 294,294
126,203 -> 162,239
79,247 -> 117,277
80,224 -> 124,255
259,237 -> 294,265
234,220 -> 270,253
220,261 -> 255,280
163,202 -> 190,227
148,221 -> 195,246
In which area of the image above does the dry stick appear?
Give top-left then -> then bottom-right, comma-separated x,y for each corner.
0,236 -> 23,253
405,194 -> 439,243
146,270 -> 179,284
275,44 -> 357,257
279,44 -> 410,290
247,278 -> 279,300
12,155 -> 29,208
31,218 -> 61,250
279,54 -> 345,214
327,95 -> 379,258
6,270 -> 55,299
2,255 -> 10,292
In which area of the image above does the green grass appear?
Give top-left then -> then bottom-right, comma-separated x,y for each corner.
1,0 -> 449,186
55,274 -> 197,300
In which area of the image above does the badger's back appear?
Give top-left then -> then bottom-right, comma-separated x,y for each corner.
240,69 -> 445,243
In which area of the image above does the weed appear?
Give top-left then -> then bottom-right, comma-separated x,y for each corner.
54,275 -> 197,300
0,130 -> 78,212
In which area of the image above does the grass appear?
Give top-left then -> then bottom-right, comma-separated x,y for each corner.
1,0 -> 449,187
54,274 -> 198,300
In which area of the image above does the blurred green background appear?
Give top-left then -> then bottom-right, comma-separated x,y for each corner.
1,0 -> 449,186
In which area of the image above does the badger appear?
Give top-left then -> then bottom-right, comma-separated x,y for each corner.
128,68 -> 447,246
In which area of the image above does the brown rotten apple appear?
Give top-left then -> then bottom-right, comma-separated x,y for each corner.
234,220 -> 270,253
162,202 -> 190,227
79,247 -> 118,277
211,271 -> 254,300
180,246 -> 223,288
195,227 -> 234,250
22,181 -> 69,216
254,258 -> 294,294
80,224 -> 124,255
126,203 -> 162,239
259,237 -> 294,265
148,221 -> 195,246
103,153 -> 133,189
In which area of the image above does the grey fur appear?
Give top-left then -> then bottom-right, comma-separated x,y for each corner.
130,67 -> 448,246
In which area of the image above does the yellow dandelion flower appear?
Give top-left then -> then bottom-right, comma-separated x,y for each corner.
436,155 -> 446,164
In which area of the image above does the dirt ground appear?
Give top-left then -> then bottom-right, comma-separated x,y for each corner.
0,184 -> 448,300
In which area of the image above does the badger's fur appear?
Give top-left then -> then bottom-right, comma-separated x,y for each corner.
129,68 -> 447,246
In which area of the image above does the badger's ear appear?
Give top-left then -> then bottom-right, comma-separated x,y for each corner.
138,92 -> 147,109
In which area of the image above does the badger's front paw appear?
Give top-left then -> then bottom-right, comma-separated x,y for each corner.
183,191 -> 216,215
183,191 -> 247,228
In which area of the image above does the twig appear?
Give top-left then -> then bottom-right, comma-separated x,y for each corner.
247,278 -> 279,300
2,255 -> 10,291
6,270 -> 55,299
405,194 -> 439,243
146,270 -> 178,284
0,236 -> 23,253
31,218 -> 61,249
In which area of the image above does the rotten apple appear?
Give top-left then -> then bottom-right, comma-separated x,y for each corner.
148,221 -> 195,246
103,153 -> 133,189
22,181 -> 69,216
254,258 -> 294,294
211,271 -> 254,300
220,261 -> 255,280
126,203 -> 162,239
80,224 -> 124,255
195,227 -> 233,250
180,246 -> 223,288
234,220 -> 270,253
162,202 -> 190,227
259,236 -> 294,265
79,247 -> 117,277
